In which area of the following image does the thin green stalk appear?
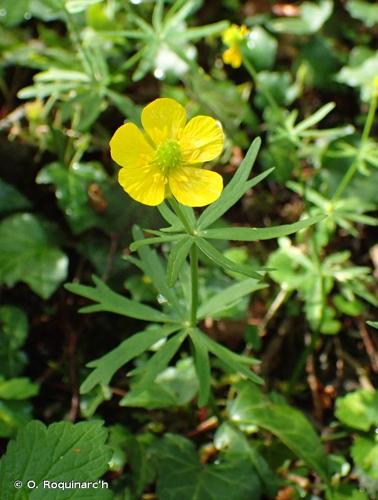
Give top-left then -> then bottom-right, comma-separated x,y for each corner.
168,197 -> 193,234
242,55 -> 280,113
332,92 -> 377,202
167,198 -> 199,326
190,245 -> 199,326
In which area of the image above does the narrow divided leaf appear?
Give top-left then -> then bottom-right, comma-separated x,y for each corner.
195,238 -> 263,279
65,275 -> 171,323
133,226 -> 181,311
130,234 -> 185,252
198,137 -> 261,229
80,324 -> 179,394
201,214 -> 326,241
197,330 -> 263,384
167,237 -> 193,286
189,329 -> 211,407
198,278 -> 267,319
124,330 -> 187,396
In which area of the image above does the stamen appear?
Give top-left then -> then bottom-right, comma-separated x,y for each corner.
155,140 -> 182,174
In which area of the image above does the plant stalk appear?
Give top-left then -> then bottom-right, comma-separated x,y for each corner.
332,92 -> 377,202
190,245 -> 199,326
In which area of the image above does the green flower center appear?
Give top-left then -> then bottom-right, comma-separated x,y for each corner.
155,140 -> 182,174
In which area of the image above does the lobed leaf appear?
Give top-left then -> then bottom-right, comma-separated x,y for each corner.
65,275 -> 172,323
80,324 -> 179,394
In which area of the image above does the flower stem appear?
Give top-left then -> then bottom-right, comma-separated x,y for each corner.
332,92 -> 377,202
168,198 -> 193,234
242,55 -> 281,113
167,198 -> 199,326
190,245 -> 199,326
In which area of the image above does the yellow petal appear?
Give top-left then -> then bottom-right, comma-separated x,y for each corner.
179,116 -> 224,164
118,163 -> 166,206
169,167 -> 223,207
223,46 -> 242,68
110,122 -> 154,168
141,97 -> 186,145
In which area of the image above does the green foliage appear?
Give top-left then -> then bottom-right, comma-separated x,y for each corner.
0,213 -> 68,299
0,180 -> 31,214
152,433 -> 262,500
0,420 -> 112,498
0,306 -> 28,378
1,0 -> 377,497
229,383 -> 330,482
336,389 -> 378,431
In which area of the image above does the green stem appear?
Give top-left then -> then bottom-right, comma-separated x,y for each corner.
190,245 -> 199,326
167,198 -> 199,326
332,93 -> 377,202
168,198 -> 193,234
242,55 -> 281,113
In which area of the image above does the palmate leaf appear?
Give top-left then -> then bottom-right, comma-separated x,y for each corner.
214,423 -> 278,498
125,330 -> 187,395
80,324 -> 179,394
229,383 -> 330,482
200,214 -> 325,241
198,138 -> 262,230
0,420 -> 112,499
196,329 -> 262,385
152,434 -> 262,500
65,275 -> 172,323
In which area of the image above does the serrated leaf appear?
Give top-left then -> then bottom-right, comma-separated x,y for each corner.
152,434 -> 262,500
65,275 -> 172,323
229,383 -> 330,481
198,138 -> 262,230
214,423 -> 278,498
201,214 -> 325,241
0,420 -> 112,499
0,213 -> 68,299
80,324 -> 179,394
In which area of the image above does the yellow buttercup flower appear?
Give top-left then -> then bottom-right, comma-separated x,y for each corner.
222,24 -> 249,68
110,98 -> 224,207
